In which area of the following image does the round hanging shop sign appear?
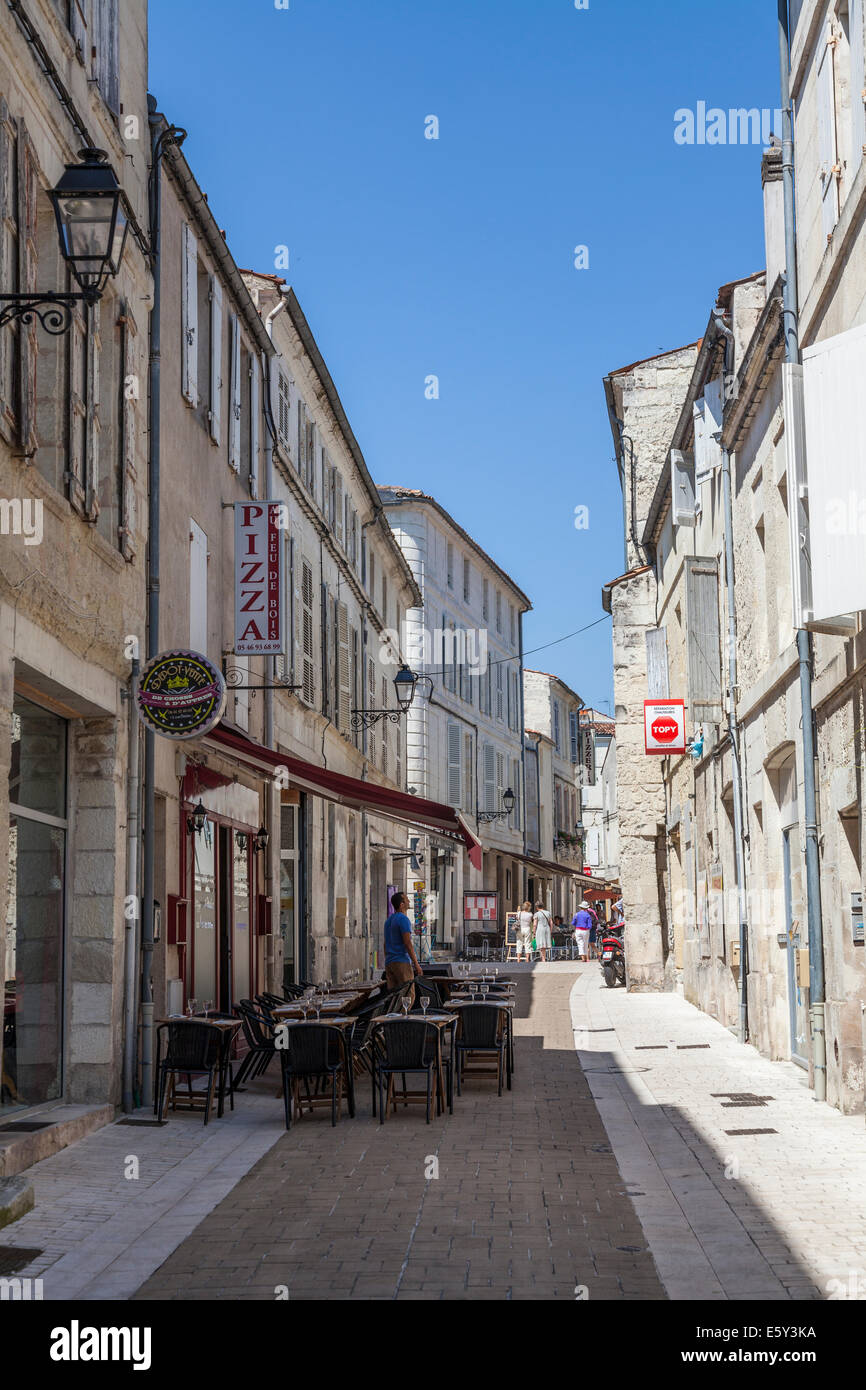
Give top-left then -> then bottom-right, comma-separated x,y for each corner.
136,650 -> 226,740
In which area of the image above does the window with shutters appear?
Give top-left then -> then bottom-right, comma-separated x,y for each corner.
381,675 -> 389,773
483,742 -> 495,813
646,627 -> 670,698
495,664 -> 504,722
495,590 -> 502,632
351,627 -> 360,748
368,547 -> 376,599
239,349 -> 251,486
447,541 -> 454,589
195,261 -> 211,430
181,224 -> 198,407
189,519 -> 208,652
34,188 -> 65,492
496,751 -> 505,810
305,418 -> 316,494
482,577 -> 489,621
485,663 -> 493,717
368,656 -> 376,752
381,573 -> 388,628
335,471 -> 344,547
249,354 -> 260,498
349,508 -> 358,568
849,0 -> 866,179
227,313 -> 241,469
296,398 -> 306,477
94,292 -> 121,548
511,758 -> 521,830
320,586 -> 332,719
336,601 -> 350,733
298,557 -> 316,706
463,556 -> 470,603
553,699 -> 561,753
277,371 -> 291,448
447,723 -> 461,806
685,556 -> 722,724
278,533 -> 295,684
509,604 -> 515,646
569,710 -> 579,764
464,732 -> 473,811
92,0 -> 119,115
818,24 -> 840,241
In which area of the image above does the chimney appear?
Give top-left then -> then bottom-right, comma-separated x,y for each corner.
762,142 -> 784,299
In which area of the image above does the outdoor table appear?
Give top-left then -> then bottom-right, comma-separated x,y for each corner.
373,1013 -> 456,1115
156,1016 -> 242,1119
273,991 -> 364,1018
276,1017 -> 357,1119
443,999 -> 514,1088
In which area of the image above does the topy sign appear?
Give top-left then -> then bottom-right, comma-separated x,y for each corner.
235,502 -> 285,655
644,699 -> 686,755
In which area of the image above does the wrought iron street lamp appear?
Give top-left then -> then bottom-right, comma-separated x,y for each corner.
186,801 -> 208,836
477,787 -> 515,824
351,664 -> 433,731
0,149 -> 129,334
253,824 -> 270,854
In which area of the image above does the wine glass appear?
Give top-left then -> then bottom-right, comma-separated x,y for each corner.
401,995 -> 411,1017
186,997 -> 196,1018
481,982 -> 489,1002
202,999 -> 212,1020
421,994 -> 430,1018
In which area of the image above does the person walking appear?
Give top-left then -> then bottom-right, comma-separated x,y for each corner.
516,900 -> 534,962
383,891 -> 422,1004
533,901 -> 553,962
572,899 -> 594,961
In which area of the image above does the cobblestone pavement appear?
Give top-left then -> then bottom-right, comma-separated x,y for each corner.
572,969 -> 866,1301
134,967 -> 664,1301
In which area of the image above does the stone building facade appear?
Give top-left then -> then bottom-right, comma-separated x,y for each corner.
523,669 -> 585,919
380,488 -> 529,948
0,0 -> 152,1112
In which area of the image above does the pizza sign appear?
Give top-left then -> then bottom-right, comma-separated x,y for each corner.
644,699 -> 686,755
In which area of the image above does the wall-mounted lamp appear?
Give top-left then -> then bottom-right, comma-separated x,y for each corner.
477,788 -> 515,824
253,824 -> 269,854
187,801 -> 207,836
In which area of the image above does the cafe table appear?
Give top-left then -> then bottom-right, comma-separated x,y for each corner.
274,1016 -> 358,1119
372,1012 -> 456,1115
273,992 -> 364,1019
155,1015 -> 242,1119
443,998 -> 514,1088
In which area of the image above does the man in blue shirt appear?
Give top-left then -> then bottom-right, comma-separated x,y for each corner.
383,890 -> 422,1000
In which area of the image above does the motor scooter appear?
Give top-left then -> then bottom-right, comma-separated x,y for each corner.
599,921 -> 626,988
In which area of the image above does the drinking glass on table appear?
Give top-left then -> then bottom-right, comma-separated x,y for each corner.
421,995 -> 430,1018
481,983 -> 489,1001
401,994 -> 411,1017
202,999 -> 212,1019
186,998 -> 197,1018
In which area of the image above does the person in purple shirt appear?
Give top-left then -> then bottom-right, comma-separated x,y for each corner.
383,891 -> 422,1003
572,900 -> 594,960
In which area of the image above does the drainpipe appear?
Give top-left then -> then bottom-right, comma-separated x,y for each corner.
261,297 -> 286,994
122,660 -> 140,1113
714,313 -> 751,1044
141,102 -> 186,1109
778,0 -> 826,1100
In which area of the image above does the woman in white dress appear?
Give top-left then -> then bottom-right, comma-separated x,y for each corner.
516,901 -> 534,961
533,901 -> 553,962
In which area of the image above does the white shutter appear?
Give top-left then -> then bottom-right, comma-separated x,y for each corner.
496,751 -> 505,807
182,224 -> 198,406
229,313 -> 241,470
249,353 -> 260,497
296,398 -> 305,476
335,471 -> 344,546
463,732 -> 473,810
189,519 -> 208,652
209,277 -> 222,444
671,449 -> 696,526
483,742 -> 496,812
852,0 -> 866,172
447,723 -> 461,806
496,663 -> 504,720
818,29 -> 839,240
300,556 -> 315,705
685,557 -> 722,723
646,627 -> 670,699
511,758 -> 521,829
85,301 -> 100,519
337,601 -> 350,732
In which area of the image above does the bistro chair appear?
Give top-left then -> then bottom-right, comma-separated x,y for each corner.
279,1023 -> 347,1128
372,1018 -> 441,1125
412,976 -> 443,1012
155,1021 -> 224,1125
233,1000 -> 278,1087
454,1004 -> 510,1096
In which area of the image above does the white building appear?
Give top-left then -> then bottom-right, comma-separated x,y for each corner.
523,670 -> 586,920
579,710 -> 618,881
380,488 -> 531,950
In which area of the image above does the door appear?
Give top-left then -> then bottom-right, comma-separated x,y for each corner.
279,801 -> 299,989
783,825 -> 809,1067
192,817 -> 217,1008
232,832 -> 252,1006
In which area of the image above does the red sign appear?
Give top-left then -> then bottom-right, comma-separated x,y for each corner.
644,699 -> 686,755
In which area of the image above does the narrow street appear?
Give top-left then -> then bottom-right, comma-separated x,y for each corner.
4,964 -> 866,1303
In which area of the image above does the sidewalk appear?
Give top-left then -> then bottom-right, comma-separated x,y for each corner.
571,969 -> 866,1300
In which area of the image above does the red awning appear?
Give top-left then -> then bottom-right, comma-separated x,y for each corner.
205,723 -> 483,870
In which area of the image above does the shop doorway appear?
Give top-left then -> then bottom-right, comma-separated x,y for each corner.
189,815 -> 255,1012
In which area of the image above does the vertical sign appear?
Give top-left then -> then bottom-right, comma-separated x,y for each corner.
579,711 -> 596,787
235,502 -> 284,654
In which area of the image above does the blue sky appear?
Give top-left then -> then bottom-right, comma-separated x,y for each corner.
149,0 -> 782,715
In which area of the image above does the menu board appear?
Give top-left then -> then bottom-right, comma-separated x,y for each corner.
463,891 -> 498,922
